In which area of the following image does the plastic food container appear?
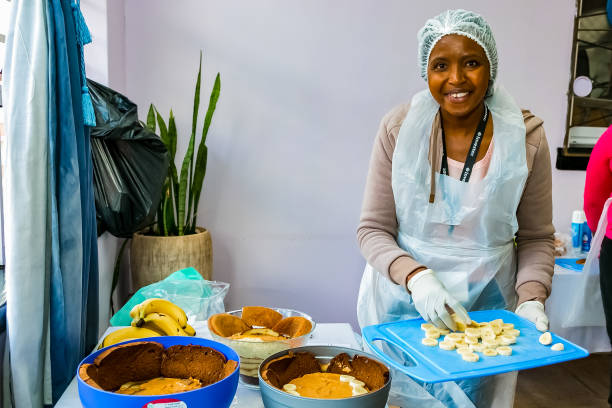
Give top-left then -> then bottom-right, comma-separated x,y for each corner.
77,336 -> 239,408
258,345 -> 391,408
209,308 -> 315,388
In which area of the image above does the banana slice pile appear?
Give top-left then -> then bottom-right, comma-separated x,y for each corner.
420,316 -> 519,363
101,298 -> 196,348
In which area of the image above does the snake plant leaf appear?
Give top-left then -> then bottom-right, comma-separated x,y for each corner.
156,109 -> 169,151
178,129 -> 196,235
187,52 -> 203,232
168,110 -> 177,161
146,104 -> 156,132
201,73 -> 220,145
163,185 -> 176,236
191,73 -> 220,221
190,144 -> 207,232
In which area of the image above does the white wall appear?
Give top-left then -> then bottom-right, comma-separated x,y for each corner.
105,0 -> 582,328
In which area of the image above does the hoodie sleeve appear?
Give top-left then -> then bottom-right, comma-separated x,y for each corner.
357,104 -> 425,288
515,113 -> 555,306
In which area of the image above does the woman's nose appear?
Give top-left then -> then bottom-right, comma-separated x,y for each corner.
448,64 -> 465,84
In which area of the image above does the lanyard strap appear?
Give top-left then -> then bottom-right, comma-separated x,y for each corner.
440,104 -> 489,182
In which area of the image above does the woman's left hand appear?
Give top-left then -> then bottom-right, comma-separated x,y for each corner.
515,301 -> 549,331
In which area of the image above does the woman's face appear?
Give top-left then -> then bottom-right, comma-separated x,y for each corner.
427,34 -> 490,119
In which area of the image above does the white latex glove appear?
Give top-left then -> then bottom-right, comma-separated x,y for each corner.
515,301 -> 549,332
407,269 -> 471,331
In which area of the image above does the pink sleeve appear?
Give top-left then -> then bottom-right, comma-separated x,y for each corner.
584,126 -> 612,232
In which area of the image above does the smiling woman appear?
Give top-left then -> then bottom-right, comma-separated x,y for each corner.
356,9 -> 555,408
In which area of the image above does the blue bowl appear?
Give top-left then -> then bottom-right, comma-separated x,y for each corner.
77,336 -> 239,408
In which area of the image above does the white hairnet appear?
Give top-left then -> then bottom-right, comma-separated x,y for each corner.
417,9 -> 497,93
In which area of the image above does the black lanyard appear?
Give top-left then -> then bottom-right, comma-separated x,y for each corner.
440,104 -> 489,182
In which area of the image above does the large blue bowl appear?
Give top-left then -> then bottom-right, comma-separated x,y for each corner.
77,336 -> 239,408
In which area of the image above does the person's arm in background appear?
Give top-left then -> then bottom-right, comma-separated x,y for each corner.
584,126 -> 612,232
514,114 -> 554,331
356,104 -> 426,287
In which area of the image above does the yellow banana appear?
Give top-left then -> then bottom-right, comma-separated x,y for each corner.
100,327 -> 161,349
130,298 -> 188,328
140,312 -> 188,336
183,323 -> 196,336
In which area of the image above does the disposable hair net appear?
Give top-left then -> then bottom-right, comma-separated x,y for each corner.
417,9 -> 498,94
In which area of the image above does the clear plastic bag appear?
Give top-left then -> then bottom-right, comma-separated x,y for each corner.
561,198 -> 611,328
140,279 -> 229,323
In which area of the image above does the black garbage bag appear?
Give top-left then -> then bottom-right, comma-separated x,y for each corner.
88,79 -> 169,238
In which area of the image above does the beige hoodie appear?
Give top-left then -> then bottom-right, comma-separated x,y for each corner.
357,103 -> 554,306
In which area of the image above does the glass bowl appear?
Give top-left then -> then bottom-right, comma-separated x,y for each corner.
209,308 -> 315,388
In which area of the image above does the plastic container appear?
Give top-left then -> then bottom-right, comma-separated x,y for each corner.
259,345 -> 391,408
77,336 -> 239,408
582,222 -> 592,253
571,210 -> 586,250
210,308 -> 315,388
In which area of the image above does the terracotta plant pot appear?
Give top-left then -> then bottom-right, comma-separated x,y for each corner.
130,227 -> 212,290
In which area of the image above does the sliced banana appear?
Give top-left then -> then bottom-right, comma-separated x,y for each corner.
422,338 -> 438,346
447,332 -> 465,340
499,335 -> 516,345
283,383 -> 297,392
451,313 -> 467,332
462,352 -> 479,362
490,319 -> 503,326
465,328 -> 481,338
491,324 -> 503,336
438,328 -> 450,335
482,332 -> 496,341
465,336 -> 479,345
496,346 -> 512,356
352,385 -> 368,396
482,348 -> 498,357
539,332 -> 552,345
439,341 -> 455,350
421,323 -> 435,331
457,347 -> 473,355
502,323 -> 514,331
504,329 -> 520,337
482,338 -> 498,348
551,343 -> 564,351
470,343 -> 486,353
425,329 -> 441,339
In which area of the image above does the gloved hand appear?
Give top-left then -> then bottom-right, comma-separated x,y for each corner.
515,300 -> 549,332
407,269 -> 471,330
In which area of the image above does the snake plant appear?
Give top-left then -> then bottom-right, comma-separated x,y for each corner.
147,51 -> 221,236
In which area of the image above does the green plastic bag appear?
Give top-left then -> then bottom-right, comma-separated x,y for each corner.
109,267 -> 229,326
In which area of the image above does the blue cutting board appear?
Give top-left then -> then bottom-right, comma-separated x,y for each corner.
362,310 -> 589,383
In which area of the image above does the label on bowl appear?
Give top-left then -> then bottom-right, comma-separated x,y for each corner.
143,399 -> 187,408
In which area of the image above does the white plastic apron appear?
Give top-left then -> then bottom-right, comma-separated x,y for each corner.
357,86 -> 528,408
562,198 -> 612,328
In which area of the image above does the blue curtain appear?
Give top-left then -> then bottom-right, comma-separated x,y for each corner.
47,0 -> 99,402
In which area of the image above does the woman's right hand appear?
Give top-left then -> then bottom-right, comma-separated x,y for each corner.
407,269 -> 471,330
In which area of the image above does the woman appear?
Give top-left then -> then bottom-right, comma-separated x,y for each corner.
584,126 -> 612,405
356,9 -> 554,407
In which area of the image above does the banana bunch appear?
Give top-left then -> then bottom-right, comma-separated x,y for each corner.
100,326 -> 161,349
129,298 -> 196,337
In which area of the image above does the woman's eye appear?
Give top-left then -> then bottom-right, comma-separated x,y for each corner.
466,60 -> 480,68
433,62 -> 447,70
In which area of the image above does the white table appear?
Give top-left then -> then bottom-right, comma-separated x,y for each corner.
56,322 -> 363,408
546,265 -> 611,353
